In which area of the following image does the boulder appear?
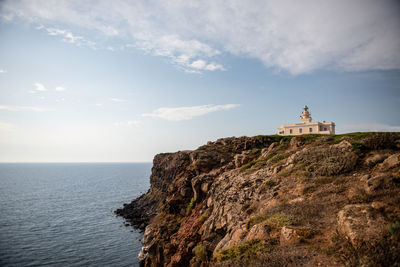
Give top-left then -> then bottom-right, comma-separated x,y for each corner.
280,226 -> 301,245
364,153 -> 388,167
245,224 -> 269,242
337,204 -> 387,248
378,153 -> 400,169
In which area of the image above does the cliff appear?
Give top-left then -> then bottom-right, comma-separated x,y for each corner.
116,133 -> 400,266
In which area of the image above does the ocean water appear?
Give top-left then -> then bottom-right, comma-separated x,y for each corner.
0,163 -> 151,267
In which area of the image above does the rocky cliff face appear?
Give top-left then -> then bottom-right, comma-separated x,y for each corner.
116,133 -> 400,267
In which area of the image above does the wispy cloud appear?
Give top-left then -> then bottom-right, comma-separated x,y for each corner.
34,82 -> 46,91
55,86 -> 65,91
0,105 -> 50,112
0,121 -> 14,131
45,27 -> 96,48
95,103 -> 103,107
110,98 -> 127,103
340,123 -> 400,133
2,1 -> 399,74
114,120 -> 141,127
143,104 -> 240,121
0,69 -> 7,73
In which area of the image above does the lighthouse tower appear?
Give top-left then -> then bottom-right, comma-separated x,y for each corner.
300,105 -> 312,123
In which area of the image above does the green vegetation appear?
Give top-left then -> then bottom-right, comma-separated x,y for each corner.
332,132 -> 372,141
246,212 -> 291,231
248,148 -> 261,156
186,197 -> 195,212
350,141 -> 366,151
254,135 -> 294,144
239,160 -> 257,172
193,243 -> 207,261
200,214 -> 208,223
213,239 -> 271,263
269,153 -> 290,164
388,219 -> 400,236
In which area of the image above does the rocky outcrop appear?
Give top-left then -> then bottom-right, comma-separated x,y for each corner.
337,204 -> 387,248
117,132 -> 400,266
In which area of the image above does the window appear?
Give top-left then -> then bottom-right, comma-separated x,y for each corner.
290,129 -> 293,134
324,127 -> 327,131
309,128 -> 312,132
299,128 -> 302,133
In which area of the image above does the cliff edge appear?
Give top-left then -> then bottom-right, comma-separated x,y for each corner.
116,133 -> 400,266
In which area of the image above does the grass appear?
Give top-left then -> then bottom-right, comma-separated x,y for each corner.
213,239 -> 271,263
246,212 -> 291,231
248,148 -> 261,156
200,214 -> 208,223
186,197 -> 195,212
239,160 -> 257,172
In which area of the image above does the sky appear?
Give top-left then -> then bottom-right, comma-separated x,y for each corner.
0,0 -> 399,162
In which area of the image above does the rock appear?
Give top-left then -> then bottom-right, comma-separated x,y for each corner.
214,228 -> 246,252
289,136 -> 305,149
245,224 -> 269,242
234,151 -> 254,168
378,153 -> 400,169
337,204 -> 387,248
332,140 -> 352,150
180,187 -> 192,197
364,175 -> 386,194
260,142 -> 279,158
364,153 -> 388,167
280,226 -> 301,245
289,197 -> 304,204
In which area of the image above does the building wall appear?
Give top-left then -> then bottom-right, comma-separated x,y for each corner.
278,122 -> 335,136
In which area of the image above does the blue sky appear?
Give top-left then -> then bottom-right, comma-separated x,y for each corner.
0,0 -> 399,162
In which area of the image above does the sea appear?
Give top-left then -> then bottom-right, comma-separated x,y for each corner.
0,163 -> 152,267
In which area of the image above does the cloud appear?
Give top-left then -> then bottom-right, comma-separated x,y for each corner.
95,103 -> 103,107
0,69 -> 6,73
114,120 -> 141,127
143,104 -> 240,121
110,98 -> 127,103
0,121 -> 14,131
1,0 -> 399,74
34,82 -> 46,91
0,105 -> 50,112
340,123 -> 400,133
45,27 -> 96,48
55,86 -> 65,91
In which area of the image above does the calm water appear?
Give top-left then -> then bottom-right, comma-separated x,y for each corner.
0,163 -> 151,267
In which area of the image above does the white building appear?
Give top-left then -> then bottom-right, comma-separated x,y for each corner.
278,106 -> 335,136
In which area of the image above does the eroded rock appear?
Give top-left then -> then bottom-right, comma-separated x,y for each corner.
337,204 -> 387,248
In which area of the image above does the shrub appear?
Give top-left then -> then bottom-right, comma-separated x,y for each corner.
292,146 -> 358,176
213,239 -> 271,263
362,132 -> 399,150
388,219 -> 400,236
193,243 -> 207,261
246,212 -> 291,231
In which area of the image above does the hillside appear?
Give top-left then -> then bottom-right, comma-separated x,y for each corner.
116,133 -> 400,267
